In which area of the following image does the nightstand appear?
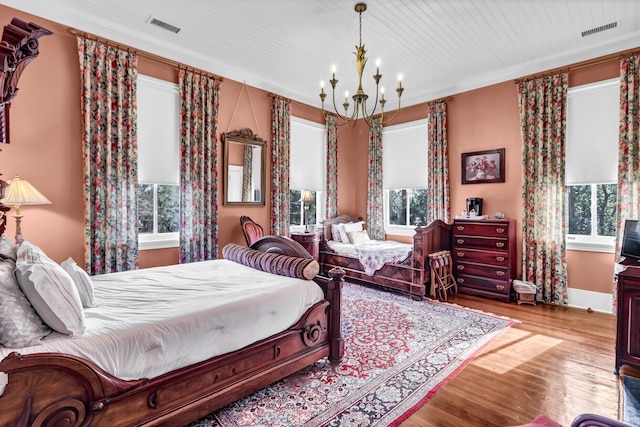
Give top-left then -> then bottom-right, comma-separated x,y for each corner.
291,231 -> 320,261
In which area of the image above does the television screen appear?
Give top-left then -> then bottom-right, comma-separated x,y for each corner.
621,219 -> 640,260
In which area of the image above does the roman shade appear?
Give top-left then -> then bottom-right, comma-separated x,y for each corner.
138,74 -> 180,185
566,78 -> 619,185
290,116 -> 325,191
382,119 -> 429,189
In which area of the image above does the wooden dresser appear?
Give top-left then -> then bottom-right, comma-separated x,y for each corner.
452,219 -> 516,302
615,264 -> 640,374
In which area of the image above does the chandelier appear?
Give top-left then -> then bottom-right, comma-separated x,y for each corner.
319,3 -> 404,127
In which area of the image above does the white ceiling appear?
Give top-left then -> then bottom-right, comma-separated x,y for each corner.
2,0 -> 640,109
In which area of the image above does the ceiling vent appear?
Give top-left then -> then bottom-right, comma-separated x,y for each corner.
581,21 -> 618,37
148,17 -> 181,34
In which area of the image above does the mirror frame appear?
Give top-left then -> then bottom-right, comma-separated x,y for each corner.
222,128 -> 267,206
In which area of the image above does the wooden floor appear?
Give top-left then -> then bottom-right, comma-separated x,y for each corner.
399,293 -> 639,427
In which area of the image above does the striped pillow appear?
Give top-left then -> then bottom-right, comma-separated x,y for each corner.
222,243 -> 319,280
15,241 -> 85,336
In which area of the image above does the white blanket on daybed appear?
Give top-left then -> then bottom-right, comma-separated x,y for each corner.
0,259 -> 324,380
327,240 -> 412,275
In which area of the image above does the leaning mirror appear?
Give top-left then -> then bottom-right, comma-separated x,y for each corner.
223,128 -> 266,206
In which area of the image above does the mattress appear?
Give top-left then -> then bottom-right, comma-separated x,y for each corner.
0,259 -> 325,380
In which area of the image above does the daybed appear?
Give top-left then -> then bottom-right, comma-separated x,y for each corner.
0,235 -> 344,427
319,215 -> 452,300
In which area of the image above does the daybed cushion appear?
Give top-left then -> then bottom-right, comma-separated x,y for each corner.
61,257 -> 96,308
348,229 -> 370,244
0,258 -> 51,347
0,235 -> 16,261
15,241 -> 86,336
222,243 -> 319,280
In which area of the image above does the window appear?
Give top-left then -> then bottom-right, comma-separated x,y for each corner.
289,117 -> 326,232
382,119 -> 429,235
566,78 -> 619,252
137,74 -> 180,249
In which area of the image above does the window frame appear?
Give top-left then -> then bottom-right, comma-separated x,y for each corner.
383,188 -> 428,237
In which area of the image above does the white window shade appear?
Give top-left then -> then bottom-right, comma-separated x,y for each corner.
290,117 -> 325,191
566,78 -> 619,185
383,119 -> 429,189
137,74 -> 180,185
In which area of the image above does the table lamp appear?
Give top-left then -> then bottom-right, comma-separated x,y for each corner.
1,175 -> 51,242
302,189 -> 313,232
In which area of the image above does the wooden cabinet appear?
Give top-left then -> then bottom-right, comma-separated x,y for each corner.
615,265 -> 640,374
452,219 -> 516,303
291,232 -> 320,261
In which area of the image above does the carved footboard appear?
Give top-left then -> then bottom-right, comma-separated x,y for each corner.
0,270 -> 345,427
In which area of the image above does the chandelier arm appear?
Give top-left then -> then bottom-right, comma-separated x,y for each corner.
379,97 -> 403,125
330,87 -> 352,124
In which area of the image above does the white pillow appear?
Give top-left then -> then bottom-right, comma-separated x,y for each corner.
331,224 -> 343,242
337,223 -> 350,243
0,259 -> 51,347
15,241 -> 86,336
348,229 -> 371,244
342,221 -> 365,242
61,257 -> 96,308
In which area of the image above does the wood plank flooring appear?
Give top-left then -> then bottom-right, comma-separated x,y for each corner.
399,293 -> 637,427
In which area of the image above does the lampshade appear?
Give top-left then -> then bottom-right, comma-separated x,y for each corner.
2,175 -> 51,206
302,190 -> 314,203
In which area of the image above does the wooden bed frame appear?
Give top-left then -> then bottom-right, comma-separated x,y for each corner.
319,215 -> 452,300
0,236 -> 345,427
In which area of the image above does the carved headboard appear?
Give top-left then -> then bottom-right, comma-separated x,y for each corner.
0,18 -> 52,236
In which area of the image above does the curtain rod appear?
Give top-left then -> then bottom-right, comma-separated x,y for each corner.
68,27 -> 223,82
513,48 -> 640,84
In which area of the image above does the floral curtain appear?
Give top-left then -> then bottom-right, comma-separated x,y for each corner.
517,74 -> 568,304
614,55 -> 640,308
367,118 -> 384,240
242,144 -> 253,202
178,70 -> 221,263
426,102 -> 450,223
326,114 -> 339,219
270,96 -> 291,236
77,37 -> 138,275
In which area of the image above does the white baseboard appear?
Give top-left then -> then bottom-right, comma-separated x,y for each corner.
566,288 -> 613,314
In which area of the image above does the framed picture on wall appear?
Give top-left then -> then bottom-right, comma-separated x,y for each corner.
461,148 -> 505,184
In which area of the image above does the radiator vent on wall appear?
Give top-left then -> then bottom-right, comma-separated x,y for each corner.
581,21 -> 617,37
148,17 -> 181,34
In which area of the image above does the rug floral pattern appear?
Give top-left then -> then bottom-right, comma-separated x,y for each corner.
190,283 -> 512,427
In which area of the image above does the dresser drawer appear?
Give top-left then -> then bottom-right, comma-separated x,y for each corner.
454,261 -> 509,279
453,235 -> 509,251
453,222 -> 510,238
453,248 -> 509,267
455,274 -> 511,295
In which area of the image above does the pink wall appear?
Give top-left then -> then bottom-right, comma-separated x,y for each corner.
0,5 -> 629,294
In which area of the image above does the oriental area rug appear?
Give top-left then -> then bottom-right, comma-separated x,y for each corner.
189,282 -> 512,427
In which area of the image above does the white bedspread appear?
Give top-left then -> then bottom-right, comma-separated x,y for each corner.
0,259 -> 325,380
327,240 -> 412,275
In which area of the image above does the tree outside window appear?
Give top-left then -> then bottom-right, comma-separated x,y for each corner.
387,188 -> 429,227
289,189 -> 317,226
138,184 -> 179,235
566,183 -> 616,238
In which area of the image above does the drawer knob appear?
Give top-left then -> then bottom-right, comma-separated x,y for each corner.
496,228 -> 505,233
496,242 -> 505,248
496,270 -> 505,276
496,256 -> 505,261
457,252 -> 465,257
457,278 -> 465,283
457,225 -> 465,231
496,284 -> 505,290
457,265 -> 465,270
457,239 -> 465,244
